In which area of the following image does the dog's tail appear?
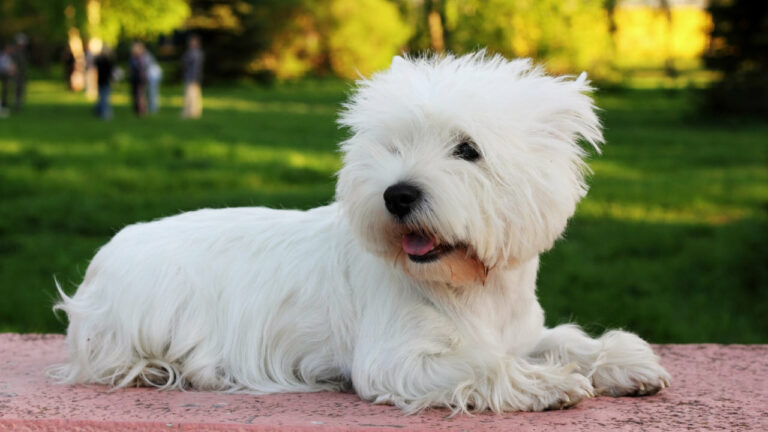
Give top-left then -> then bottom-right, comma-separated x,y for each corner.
48,278 -> 184,391
47,278 -> 84,384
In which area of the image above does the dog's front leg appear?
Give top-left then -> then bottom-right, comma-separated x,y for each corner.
352,344 -> 594,413
529,324 -> 671,397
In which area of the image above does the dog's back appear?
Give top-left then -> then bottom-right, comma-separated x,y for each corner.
51,204 -> 355,393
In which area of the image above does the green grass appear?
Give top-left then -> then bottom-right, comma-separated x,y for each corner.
1,80 -> 766,342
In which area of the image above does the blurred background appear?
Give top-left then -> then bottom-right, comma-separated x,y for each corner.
0,0 -> 765,342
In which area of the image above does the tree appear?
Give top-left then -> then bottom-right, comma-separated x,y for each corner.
70,0 -> 188,91
325,0 -> 411,78
186,0 -> 302,81
443,0 -> 612,76
704,0 -> 768,116
255,0 -> 411,80
0,1 -> 70,43
87,0 -> 190,46
0,0 -> 77,67
0,0 -> 189,77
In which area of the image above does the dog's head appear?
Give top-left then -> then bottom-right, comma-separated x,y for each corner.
336,52 -> 602,286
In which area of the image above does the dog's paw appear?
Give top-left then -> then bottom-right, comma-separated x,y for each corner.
591,330 -> 672,397
542,372 -> 594,410
595,364 -> 671,397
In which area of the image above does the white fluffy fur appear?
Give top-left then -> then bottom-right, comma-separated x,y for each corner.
52,52 -> 670,413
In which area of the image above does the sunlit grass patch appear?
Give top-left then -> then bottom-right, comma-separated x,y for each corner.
578,200 -> 751,225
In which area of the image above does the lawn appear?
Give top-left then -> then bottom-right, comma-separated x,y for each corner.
0,79 -> 766,342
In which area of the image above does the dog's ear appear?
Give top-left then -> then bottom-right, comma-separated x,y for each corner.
545,72 -> 604,154
498,69 -> 604,262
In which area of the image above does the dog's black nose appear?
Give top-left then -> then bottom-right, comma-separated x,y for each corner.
383,182 -> 422,218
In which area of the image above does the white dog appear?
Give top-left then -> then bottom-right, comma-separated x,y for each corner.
52,52 -> 670,413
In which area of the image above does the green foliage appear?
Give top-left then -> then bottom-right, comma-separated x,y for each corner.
611,6 -> 710,71
257,0 -> 411,79
704,0 -> 768,116
441,0 -> 613,76
2,0 -> 716,83
398,1 -> 711,83
0,0 -> 71,43
186,0 -> 302,81
1,80 -> 767,343
0,0 -> 189,58
326,0 -> 411,78
0,0 -> 79,66
95,0 -> 190,45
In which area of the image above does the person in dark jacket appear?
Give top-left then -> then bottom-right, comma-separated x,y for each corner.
94,46 -> 115,119
64,47 -> 75,90
128,42 -> 148,116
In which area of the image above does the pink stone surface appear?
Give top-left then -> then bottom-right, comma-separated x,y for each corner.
1,334 -> 767,431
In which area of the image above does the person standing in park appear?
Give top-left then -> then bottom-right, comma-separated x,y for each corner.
144,49 -> 162,114
181,35 -> 203,119
84,40 -> 101,102
0,43 -> 16,118
12,33 -> 27,112
94,46 -> 115,119
128,42 -> 148,116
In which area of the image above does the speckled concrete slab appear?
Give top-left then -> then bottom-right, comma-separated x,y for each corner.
1,334 -> 766,431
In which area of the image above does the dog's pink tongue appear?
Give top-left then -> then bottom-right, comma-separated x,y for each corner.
402,234 -> 435,256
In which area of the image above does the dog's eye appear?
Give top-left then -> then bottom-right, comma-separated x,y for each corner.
453,141 -> 480,162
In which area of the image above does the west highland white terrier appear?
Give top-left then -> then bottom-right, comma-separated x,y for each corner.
52,52 -> 670,413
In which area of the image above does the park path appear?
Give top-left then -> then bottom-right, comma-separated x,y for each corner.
1,334 -> 767,431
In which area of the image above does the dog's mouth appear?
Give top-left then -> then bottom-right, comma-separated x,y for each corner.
401,232 -> 455,263
397,229 -> 491,284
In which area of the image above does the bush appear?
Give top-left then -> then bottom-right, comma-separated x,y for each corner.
255,0 -> 411,80
445,0 -> 613,77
